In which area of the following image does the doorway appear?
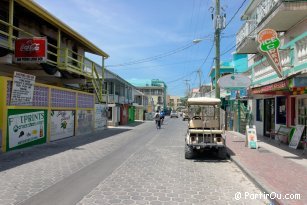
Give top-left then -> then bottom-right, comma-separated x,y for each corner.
264,98 -> 275,137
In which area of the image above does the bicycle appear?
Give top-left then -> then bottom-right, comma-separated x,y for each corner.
156,120 -> 161,129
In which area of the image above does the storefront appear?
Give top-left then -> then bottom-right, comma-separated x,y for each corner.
290,77 -> 307,137
252,79 -> 289,137
0,76 -> 100,152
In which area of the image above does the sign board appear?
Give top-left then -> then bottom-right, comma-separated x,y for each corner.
257,29 -> 282,78
7,109 -> 47,150
11,71 -> 36,106
95,104 -> 107,130
50,110 -> 75,141
246,125 -> 258,149
230,88 -> 247,100
289,125 -> 305,149
14,37 -> 47,63
252,80 -> 288,94
218,74 -> 251,90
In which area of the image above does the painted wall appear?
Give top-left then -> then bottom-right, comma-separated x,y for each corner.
95,104 -> 107,130
50,110 -> 75,141
0,76 -> 96,152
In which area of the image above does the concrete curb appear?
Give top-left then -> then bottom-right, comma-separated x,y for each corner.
228,153 -> 281,205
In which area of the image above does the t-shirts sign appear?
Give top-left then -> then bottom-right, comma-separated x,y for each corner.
11,72 -> 36,106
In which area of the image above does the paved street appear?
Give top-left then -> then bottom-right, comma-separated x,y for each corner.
0,117 -> 269,205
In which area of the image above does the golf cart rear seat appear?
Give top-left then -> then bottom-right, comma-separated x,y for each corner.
189,120 -> 203,129
189,119 -> 220,129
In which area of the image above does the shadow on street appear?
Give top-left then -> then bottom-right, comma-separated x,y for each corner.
0,128 -> 131,172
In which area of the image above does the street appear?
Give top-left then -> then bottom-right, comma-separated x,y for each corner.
0,117 -> 268,205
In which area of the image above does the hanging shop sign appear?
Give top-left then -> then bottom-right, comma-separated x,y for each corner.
246,125 -> 258,149
252,79 -> 288,94
218,74 -> 251,90
11,71 -> 36,106
95,104 -> 107,130
14,37 -> 47,63
7,109 -> 47,150
258,29 -> 282,78
50,110 -> 75,141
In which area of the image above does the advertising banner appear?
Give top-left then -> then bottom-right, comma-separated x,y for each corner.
11,71 -> 36,106
258,29 -> 282,78
95,104 -> 107,130
7,109 -> 47,150
77,110 -> 94,135
50,111 -> 75,141
246,125 -> 258,149
252,80 -> 288,94
14,37 -> 47,63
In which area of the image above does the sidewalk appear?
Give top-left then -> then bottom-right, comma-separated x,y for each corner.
226,131 -> 307,205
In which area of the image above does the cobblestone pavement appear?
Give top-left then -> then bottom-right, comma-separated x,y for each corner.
77,118 -> 269,205
0,127 -> 144,205
0,118 -> 270,205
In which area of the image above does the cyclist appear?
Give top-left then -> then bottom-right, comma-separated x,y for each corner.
154,110 -> 161,129
160,110 -> 165,124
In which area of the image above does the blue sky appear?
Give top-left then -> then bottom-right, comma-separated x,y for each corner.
35,0 -> 248,96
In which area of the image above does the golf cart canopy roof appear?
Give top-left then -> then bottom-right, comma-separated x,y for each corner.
187,97 -> 221,105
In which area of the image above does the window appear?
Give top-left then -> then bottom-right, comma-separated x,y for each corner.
109,82 -> 114,94
298,98 -> 307,137
256,99 -> 263,121
276,96 -> 286,124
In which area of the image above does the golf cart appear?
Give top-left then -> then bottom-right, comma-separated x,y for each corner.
185,97 -> 227,159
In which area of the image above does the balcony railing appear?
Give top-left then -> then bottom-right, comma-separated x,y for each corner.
0,17 -> 105,102
236,0 -> 282,47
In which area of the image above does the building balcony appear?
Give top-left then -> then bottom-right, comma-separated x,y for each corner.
236,0 -> 307,54
0,0 -> 108,102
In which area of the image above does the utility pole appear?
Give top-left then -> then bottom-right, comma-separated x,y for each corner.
197,68 -> 202,97
184,80 -> 190,98
215,0 -> 221,99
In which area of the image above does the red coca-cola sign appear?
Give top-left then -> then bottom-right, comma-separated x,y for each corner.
14,37 -> 47,63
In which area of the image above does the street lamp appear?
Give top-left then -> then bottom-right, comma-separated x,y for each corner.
192,39 -> 203,44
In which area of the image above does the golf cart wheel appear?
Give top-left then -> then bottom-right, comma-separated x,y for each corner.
185,144 -> 195,159
218,147 -> 227,159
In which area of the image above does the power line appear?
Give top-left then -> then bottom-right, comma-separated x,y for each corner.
220,44 -> 236,56
225,0 -> 248,29
166,70 -> 197,84
199,41 -> 214,68
106,35 -> 212,68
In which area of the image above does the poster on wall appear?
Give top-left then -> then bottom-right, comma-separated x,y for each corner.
246,125 -> 258,149
11,71 -> 36,106
7,109 -> 47,150
95,104 -> 107,130
50,110 -> 75,141
289,125 -> 305,149
77,110 -> 94,135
